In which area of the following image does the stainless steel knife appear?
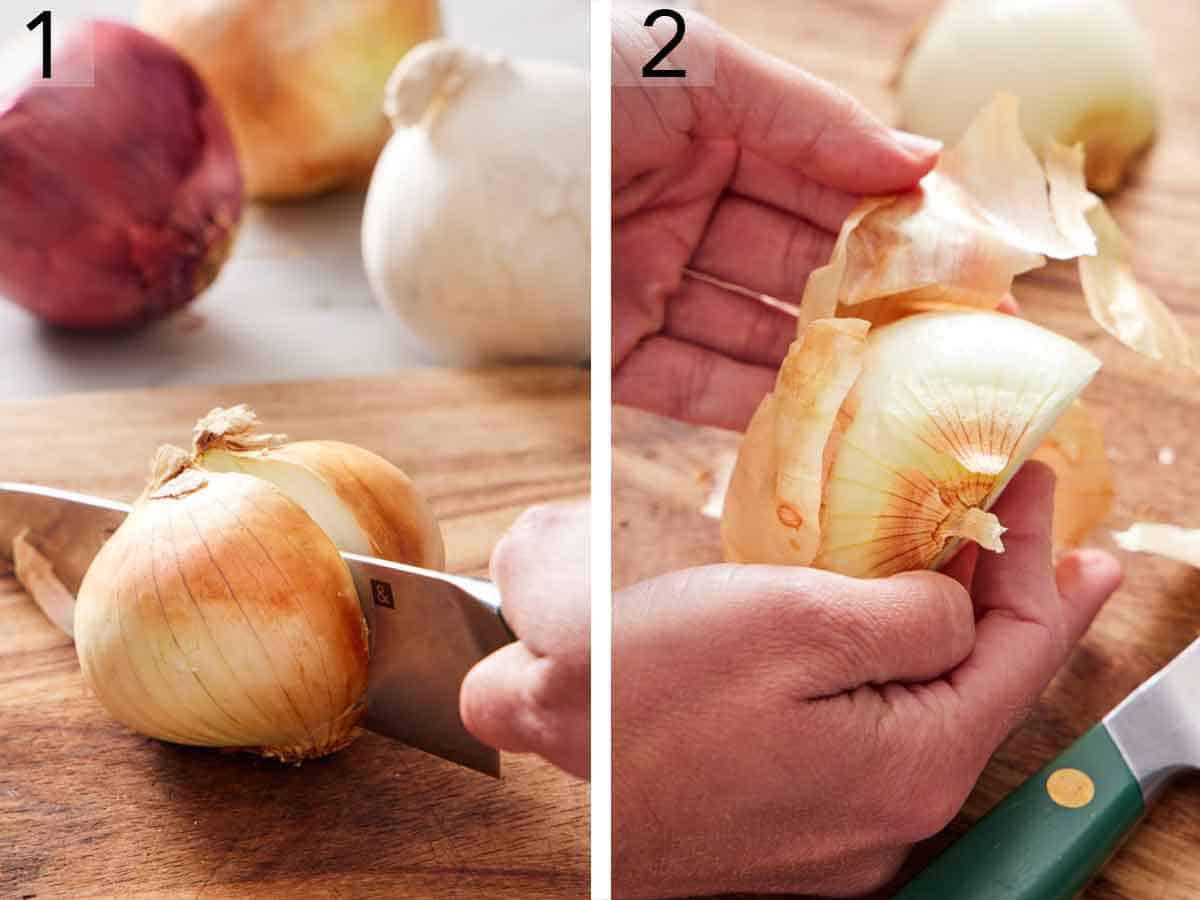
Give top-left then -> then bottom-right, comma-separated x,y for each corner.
0,481 -> 515,777
895,636 -> 1200,899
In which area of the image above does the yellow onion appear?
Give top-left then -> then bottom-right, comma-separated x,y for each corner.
140,1 -> 441,200
722,311 -> 1102,577
74,406 -> 444,761
719,97 -> 1184,579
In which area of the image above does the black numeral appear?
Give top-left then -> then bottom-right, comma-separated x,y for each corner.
642,9 -> 686,79
27,10 -> 51,79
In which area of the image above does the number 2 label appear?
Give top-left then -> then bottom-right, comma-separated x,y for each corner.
642,9 -> 687,79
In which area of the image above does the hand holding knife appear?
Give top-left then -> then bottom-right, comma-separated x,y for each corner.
0,481 -> 516,776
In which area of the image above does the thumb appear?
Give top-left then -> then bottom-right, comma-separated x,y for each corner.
946,463 -> 1121,753
460,644 -> 590,780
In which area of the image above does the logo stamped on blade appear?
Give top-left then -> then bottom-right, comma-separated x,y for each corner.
370,579 -> 395,609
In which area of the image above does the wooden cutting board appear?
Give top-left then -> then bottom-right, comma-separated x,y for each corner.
0,366 -> 590,900
616,1 -> 1200,897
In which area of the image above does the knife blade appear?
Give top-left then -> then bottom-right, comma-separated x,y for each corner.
0,481 -> 515,777
895,636 -> 1200,899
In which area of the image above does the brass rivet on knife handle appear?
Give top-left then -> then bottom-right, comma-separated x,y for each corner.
1046,768 -> 1096,809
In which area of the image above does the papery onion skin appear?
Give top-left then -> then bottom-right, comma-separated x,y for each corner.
75,469 -> 369,762
898,0 -> 1158,192
0,21 -> 242,329
801,94 -> 1195,372
140,0 -> 441,200
1113,523 -> 1200,568
722,319 -> 869,566
801,94 -> 1097,329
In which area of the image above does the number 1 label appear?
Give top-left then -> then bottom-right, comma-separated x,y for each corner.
27,10 -> 51,79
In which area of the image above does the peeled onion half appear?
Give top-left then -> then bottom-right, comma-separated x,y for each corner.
722,311 -> 1103,578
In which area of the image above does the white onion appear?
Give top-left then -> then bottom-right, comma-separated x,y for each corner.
362,41 -> 590,363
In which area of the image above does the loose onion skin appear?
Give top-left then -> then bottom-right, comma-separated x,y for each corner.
0,21 -> 242,329
140,0 -> 441,200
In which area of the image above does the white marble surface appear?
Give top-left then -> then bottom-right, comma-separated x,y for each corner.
0,0 -> 589,401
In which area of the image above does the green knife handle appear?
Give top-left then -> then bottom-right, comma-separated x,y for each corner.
894,724 -> 1144,900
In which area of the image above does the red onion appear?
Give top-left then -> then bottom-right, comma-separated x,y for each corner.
0,21 -> 242,329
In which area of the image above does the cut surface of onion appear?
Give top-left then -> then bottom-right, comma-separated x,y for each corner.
722,311 -> 1101,578
192,407 -> 444,570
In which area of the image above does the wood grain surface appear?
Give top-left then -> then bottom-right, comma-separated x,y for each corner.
0,366 -> 590,900
615,1 -> 1200,897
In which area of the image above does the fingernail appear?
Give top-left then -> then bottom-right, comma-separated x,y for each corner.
891,128 -> 944,158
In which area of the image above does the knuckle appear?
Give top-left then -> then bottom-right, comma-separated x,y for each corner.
489,528 -> 523,591
512,660 -> 586,755
491,503 -> 560,592
894,571 -> 973,648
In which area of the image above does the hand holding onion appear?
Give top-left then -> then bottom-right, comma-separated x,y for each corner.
613,466 -> 1122,898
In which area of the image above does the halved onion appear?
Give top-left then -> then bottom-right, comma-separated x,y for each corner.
722,311 -> 1101,578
